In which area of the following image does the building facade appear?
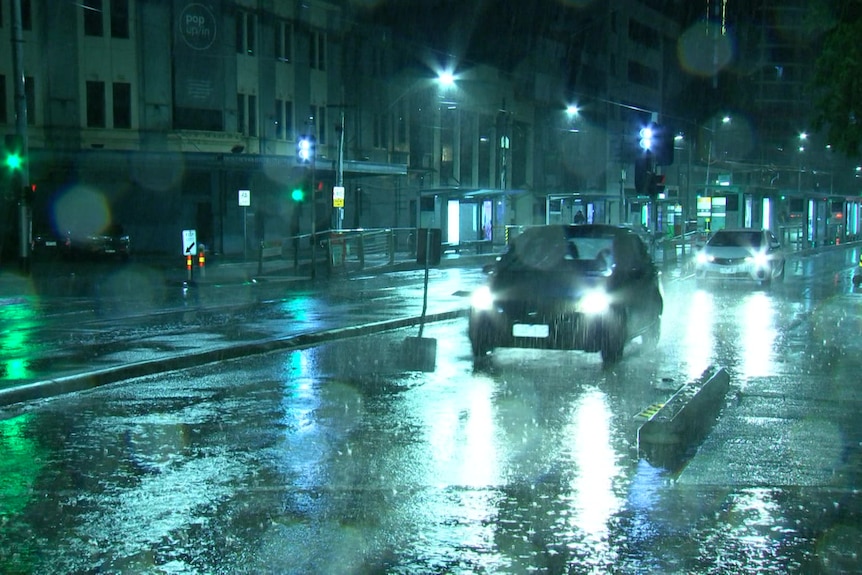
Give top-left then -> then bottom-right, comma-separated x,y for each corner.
1,0 -> 857,262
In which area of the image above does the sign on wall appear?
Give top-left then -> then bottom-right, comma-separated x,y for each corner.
173,2 -> 224,113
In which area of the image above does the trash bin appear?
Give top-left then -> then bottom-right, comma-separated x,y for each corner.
416,227 -> 442,265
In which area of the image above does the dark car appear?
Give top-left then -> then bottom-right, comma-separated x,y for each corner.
31,231 -> 68,259
468,224 -> 663,365
66,223 -> 131,261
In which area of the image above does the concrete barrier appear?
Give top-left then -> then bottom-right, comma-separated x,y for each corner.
637,365 -> 730,469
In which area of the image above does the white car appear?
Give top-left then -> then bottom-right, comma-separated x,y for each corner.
694,228 -> 786,286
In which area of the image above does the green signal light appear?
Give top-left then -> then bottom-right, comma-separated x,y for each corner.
4,152 -> 22,171
291,188 -> 305,202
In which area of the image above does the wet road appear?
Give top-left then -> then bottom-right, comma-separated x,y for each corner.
0,263 -> 486,390
1,246 -> 862,573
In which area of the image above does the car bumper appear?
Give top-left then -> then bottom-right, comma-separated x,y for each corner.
469,309 -> 620,352
695,261 -> 775,282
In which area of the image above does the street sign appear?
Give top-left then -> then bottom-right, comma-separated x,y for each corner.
238,189 -> 251,206
333,186 -> 345,208
182,229 -> 197,255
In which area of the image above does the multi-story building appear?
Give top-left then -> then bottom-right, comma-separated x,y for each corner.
6,0 -> 848,263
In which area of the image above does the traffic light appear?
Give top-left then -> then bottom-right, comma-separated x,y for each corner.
637,123 -> 674,166
648,173 -> 666,198
3,134 -> 24,172
638,125 -> 654,152
296,135 -> 316,163
290,185 -> 306,202
652,124 -> 675,166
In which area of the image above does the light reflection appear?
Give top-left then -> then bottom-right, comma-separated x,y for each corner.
565,389 -> 622,555
426,377 -> 501,488
0,414 -> 43,516
282,348 -> 320,436
683,289 -> 716,380
278,294 -> 322,325
722,489 -> 782,565
739,292 -> 776,378
0,298 -> 37,380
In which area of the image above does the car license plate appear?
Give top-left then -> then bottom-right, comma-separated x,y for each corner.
513,324 -> 549,338
719,266 -> 737,274
45,241 -> 57,247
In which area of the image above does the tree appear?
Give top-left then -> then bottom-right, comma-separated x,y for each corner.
811,0 -> 862,158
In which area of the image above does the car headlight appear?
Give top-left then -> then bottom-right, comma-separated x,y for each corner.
696,251 -> 713,265
577,289 -> 611,315
748,251 -> 769,268
470,285 -> 495,311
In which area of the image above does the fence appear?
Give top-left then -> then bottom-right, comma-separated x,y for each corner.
254,227 -> 504,275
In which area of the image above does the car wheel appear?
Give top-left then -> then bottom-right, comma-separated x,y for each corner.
642,315 -> 661,350
600,311 -> 625,365
469,324 -> 495,359
775,260 -> 785,282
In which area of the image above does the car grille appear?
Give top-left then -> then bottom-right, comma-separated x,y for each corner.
713,256 -> 747,265
498,300 -> 572,321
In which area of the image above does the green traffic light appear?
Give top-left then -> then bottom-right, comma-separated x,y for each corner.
5,152 -> 22,171
291,188 -> 305,202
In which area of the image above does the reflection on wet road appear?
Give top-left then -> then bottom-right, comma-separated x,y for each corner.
1,247 -> 862,572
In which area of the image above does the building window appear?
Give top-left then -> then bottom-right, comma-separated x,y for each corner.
628,20 -> 660,50
275,20 -> 292,63
237,94 -> 246,134
627,60 -> 659,90
317,106 -> 326,145
236,10 -> 255,55
25,76 -> 35,125
310,30 -> 326,71
237,93 -> 257,135
111,0 -> 130,39
87,80 -> 106,127
275,99 -> 293,140
396,100 -> 407,146
113,82 -> 131,128
373,113 -> 387,149
84,0 -> 104,37
0,76 -> 6,124
248,94 -> 257,137
21,0 -> 33,30
306,105 -> 326,144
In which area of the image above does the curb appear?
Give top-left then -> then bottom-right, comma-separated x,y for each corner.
0,309 -> 467,408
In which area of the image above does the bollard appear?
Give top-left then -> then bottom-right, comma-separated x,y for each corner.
198,244 -> 206,278
186,254 -> 193,282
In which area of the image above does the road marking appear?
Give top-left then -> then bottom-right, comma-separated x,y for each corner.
634,402 -> 665,421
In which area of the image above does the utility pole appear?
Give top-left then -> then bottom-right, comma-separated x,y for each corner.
11,0 -> 31,273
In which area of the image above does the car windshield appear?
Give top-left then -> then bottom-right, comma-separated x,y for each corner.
709,230 -> 764,248
499,227 -> 616,272
2,1 -> 862,573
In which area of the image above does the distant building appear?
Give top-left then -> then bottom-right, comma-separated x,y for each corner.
4,1 -> 848,258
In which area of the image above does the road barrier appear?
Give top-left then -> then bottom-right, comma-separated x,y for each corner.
637,365 -> 730,471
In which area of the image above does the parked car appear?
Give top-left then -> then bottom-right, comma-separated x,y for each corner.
694,228 -> 785,286
66,223 -> 131,261
31,231 -> 68,259
468,224 -> 663,365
